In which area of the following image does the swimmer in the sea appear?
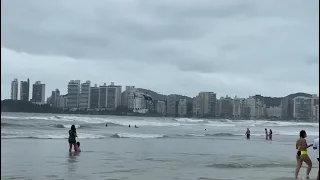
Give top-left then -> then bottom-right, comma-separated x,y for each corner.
129,124 -> 131,128
295,130 -> 313,180
245,128 -> 250,139
265,128 -> 268,140
105,123 -> 108,127
269,129 -> 273,140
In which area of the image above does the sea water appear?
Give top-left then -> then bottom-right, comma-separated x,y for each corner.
1,112 -> 319,180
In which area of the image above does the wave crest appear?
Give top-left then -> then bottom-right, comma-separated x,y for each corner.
110,133 -> 165,139
206,162 -> 295,168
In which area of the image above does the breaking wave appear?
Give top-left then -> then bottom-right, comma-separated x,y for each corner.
2,115 -> 319,128
110,133 -> 166,139
1,132 -> 105,139
206,161 -> 297,169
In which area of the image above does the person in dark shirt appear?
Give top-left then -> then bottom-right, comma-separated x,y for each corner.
68,125 -> 77,152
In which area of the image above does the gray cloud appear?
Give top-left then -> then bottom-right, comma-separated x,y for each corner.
1,0 -> 318,99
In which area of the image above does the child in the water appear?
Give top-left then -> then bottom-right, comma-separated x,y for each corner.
74,141 -> 81,152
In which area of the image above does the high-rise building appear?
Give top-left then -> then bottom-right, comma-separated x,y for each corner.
106,82 -> 122,110
156,101 -> 166,116
67,80 -> 81,109
31,81 -> 46,104
56,95 -> 68,109
166,94 -> 177,117
193,96 -> 201,117
178,99 -> 187,117
232,96 -> 244,119
246,96 -> 265,119
121,86 -> 135,108
293,96 -> 312,120
90,84 -> 100,109
51,89 -> 60,107
11,78 -> 18,100
99,83 -> 108,109
20,79 -> 30,101
197,92 -> 216,117
79,80 -> 91,109
219,96 -> 233,118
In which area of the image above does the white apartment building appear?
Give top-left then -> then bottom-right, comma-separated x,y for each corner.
11,78 -> 19,100
56,95 -> 68,109
195,92 -> 216,117
67,80 -> 81,109
293,96 -> 312,120
193,96 -> 201,117
246,96 -> 265,119
79,80 -> 91,109
106,82 -> 122,110
121,86 -> 135,109
156,101 -> 166,116
166,94 -> 177,117
133,91 -> 148,114
178,99 -> 187,117
99,83 -> 108,109
233,96 -> 244,118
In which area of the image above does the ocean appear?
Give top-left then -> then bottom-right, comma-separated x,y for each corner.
1,112 -> 319,180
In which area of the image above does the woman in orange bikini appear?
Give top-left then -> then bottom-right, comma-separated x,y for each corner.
295,130 -> 313,179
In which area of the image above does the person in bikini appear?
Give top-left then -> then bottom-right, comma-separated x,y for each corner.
265,128 -> 268,140
295,130 -> 313,180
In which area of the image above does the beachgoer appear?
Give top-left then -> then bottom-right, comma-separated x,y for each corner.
265,128 -> 268,140
74,141 -> 81,152
105,123 -> 108,127
295,130 -> 313,179
245,128 -> 250,139
68,125 -> 77,152
313,136 -> 319,180
129,124 -> 131,128
269,129 -> 273,140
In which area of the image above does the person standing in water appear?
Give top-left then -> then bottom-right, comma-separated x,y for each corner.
265,128 -> 268,140
269,129 -> 273,140
245,128 -> 250,139
313,136 -> 319,180
295,130 -> 313,180
68,125 -> 77,152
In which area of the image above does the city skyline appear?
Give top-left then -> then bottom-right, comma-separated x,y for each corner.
2,78 -> 319,101
5,78 -> 319,121
1,0 -> 318,100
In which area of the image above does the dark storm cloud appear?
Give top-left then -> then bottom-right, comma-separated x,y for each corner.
1,0 -> 318,99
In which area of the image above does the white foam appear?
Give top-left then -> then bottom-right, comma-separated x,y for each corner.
1,132 -> 104,139
114,133 -> 164,138
207,121 -> 235,127
174,118 -> 205,123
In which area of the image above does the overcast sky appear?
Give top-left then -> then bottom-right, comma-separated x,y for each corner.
1,0 -> 318,100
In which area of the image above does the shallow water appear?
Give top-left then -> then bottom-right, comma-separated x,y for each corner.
1,112 -> 319,180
